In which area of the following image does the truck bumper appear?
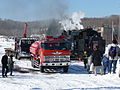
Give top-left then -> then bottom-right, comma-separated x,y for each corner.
42,62 -> 70,66
18,53 -> 31,58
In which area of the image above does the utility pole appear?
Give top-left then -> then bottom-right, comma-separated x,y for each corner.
118,15 -> 120,44
112,21 -> 114,41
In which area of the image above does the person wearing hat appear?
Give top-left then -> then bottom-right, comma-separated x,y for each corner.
106,40 -> 119,74
1,53 -> 9,77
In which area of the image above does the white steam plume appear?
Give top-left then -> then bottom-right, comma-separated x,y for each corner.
60,11 -> 85,31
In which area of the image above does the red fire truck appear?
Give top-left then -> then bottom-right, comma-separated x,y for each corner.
30,36 -> 71,72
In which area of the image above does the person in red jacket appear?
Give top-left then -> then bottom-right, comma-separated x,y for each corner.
1,53 -> 9,77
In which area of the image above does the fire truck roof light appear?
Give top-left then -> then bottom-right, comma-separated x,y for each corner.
46,36 -> 53,39
58,36 -> 65,39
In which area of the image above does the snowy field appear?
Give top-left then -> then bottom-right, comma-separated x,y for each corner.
0,37 -> 120,90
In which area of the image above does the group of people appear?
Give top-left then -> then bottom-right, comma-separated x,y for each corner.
83,40 -> 119,76
1,40 -> 119,77
1,53 -> 14,77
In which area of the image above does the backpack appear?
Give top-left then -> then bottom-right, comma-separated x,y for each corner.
109,46 -> 116,59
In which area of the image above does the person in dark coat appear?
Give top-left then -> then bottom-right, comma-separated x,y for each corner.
1,53 -> 9,77
92,46 -> 103,76
83,51 -> 88,69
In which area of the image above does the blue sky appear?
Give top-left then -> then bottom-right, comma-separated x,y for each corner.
68,0 -> 120,17
0,0 -> 120,21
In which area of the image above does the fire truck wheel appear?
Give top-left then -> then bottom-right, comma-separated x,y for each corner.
15,54 -> 18,59
40,66 -> 44,73
31,61 -> 36,68
63,66 -> 69,73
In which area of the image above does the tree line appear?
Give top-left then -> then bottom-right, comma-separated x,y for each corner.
0,15 -> 119,37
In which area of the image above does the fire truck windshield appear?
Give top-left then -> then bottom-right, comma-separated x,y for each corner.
41,41 -> 69,50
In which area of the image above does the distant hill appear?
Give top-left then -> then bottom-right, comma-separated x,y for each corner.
0,15 -> 119,36
82,15 -> 119,29
0,19 -> 51,37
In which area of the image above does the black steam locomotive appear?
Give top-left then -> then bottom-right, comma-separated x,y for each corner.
62,28 -> 106,60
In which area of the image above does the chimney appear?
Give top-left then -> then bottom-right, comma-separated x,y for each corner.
24,23 -> 27,38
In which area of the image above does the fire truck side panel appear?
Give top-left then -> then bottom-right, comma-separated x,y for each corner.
30,41 -> 39,56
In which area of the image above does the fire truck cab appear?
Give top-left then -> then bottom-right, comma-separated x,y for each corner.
30,36 -> 71,72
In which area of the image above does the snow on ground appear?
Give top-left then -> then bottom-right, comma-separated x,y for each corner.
0,37 -> 120,90
0,37 -> 14,57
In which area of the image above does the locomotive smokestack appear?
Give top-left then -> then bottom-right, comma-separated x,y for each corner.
24,23 -> 27,38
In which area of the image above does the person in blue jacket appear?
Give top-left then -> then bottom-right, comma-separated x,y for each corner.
102,54 -> 109,75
